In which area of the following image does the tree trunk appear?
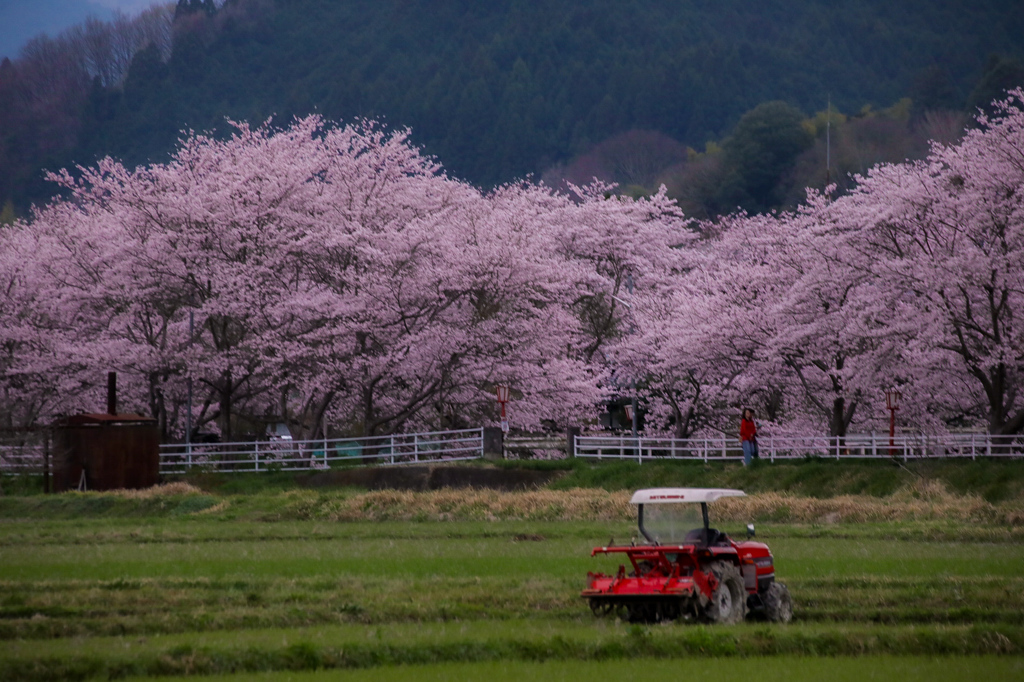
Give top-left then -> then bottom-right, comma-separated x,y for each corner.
219,369 -> 233,441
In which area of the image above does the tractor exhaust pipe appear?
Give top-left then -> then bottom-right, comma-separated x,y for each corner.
107,371 -> 117,415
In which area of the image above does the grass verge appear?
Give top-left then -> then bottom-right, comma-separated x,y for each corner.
2,623 -> 1021,681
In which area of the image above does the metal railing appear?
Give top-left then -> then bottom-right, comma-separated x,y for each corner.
158,427 -> 484,474
573,432 -> 1024,462
0,429 -> 52,474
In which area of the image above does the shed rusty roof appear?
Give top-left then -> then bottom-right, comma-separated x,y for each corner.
65,413 -> 156,425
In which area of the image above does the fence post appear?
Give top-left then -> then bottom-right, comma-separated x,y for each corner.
721,439 -> 726,460
482,427 -> 503,460
971,432 -> 976,460
835,436 -> 840,460
703,439 -> 708,464
414,434 -> 420,463
43,429 -> 51,494
871,432 -> 877,458
637,438 -> 643,465
566,427 -> 580,459
254,440 -> 259,472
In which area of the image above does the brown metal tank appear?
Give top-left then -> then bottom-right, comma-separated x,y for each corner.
53,413 -> 159,492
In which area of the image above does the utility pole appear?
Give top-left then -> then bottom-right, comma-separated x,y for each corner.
825,93 -> 831,190
186,309 -> 193,462
627,273 -> 638,438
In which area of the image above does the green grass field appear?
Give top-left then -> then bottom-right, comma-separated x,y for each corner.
2,460 -> 1023,680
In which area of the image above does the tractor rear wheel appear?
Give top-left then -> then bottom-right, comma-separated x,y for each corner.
763,582 -> 793,623
703,561 -> 746,624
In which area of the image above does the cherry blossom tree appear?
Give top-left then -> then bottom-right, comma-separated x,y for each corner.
0,223 -> 68,428
835,89 -> 1024,435
7,91 -> 1021,443
751,193 -> 879,439
12,116 -> 680,438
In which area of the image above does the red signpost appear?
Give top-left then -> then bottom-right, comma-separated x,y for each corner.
495,385 -> 510,434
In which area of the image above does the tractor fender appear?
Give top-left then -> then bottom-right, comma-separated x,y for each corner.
692,567 -> 718,604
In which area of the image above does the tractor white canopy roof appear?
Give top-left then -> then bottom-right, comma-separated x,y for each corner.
629,488 -> 746,504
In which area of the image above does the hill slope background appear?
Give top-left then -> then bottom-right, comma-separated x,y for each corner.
2,0 -> 1024,212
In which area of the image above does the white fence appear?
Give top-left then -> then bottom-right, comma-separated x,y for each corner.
5,428 -> 1024,477
0,430 -> 51,473
158,428 -> 484,474
573,432 -> 1024,462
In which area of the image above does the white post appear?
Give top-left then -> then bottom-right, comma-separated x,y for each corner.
703,439 -> 708,464
390,436 -> 395,464
254,440 -> 259,472
414,434 -> 420,463
971,432 -> 976,461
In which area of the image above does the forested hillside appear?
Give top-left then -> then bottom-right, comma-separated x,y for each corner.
2,0 -> 1023,215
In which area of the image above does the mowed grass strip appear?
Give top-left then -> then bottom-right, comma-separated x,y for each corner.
2,623 -> 1022,681
2,574 -> 1022,640
117,656 -> 1024,682
0,575 -> 580,638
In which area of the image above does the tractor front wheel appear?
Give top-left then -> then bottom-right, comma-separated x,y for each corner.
703,561 -> 746,624
763,582 -> 793,623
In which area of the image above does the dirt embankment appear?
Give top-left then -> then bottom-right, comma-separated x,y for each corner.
299,465 -> 565,492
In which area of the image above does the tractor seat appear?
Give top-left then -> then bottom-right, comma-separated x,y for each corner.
684,527 -> 728,546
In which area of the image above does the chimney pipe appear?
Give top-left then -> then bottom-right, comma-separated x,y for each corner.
107,371 -> 117,415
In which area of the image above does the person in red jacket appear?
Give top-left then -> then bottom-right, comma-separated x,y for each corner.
740,408 -> 758,466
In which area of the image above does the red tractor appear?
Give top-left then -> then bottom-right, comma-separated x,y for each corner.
582,488 -> 792,624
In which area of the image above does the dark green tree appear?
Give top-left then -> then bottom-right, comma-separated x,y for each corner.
910,65 -> 960,118
967,55 -> 1024,115
719,101 -> 812,213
